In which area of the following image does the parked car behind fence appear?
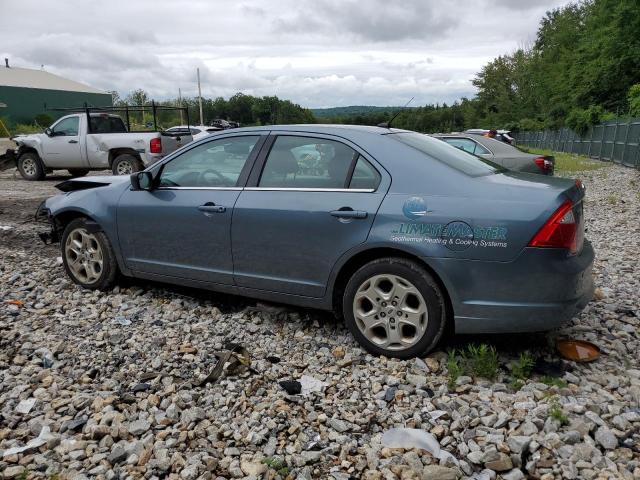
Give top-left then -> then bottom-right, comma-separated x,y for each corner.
432,133 -> 555,175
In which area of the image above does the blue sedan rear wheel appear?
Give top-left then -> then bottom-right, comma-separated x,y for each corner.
343,257 -> 446,358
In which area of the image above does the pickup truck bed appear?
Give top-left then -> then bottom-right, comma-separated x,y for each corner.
11,113 -> 192,180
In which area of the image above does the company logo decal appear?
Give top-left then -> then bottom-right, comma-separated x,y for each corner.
402,196 -> 428,220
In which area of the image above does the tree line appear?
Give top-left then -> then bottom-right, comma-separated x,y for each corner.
110,90 -> 315,128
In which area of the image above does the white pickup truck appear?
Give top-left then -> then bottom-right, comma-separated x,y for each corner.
11,112 -> 192,180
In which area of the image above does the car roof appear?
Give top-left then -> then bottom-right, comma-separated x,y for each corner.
211,124 -> 405,136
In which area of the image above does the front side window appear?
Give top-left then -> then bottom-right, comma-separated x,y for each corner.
259,136 -> 359,189
52,116 -> 79,136
159,135 -> 260,188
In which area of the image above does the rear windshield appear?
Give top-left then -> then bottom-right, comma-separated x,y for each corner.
389,132 -> 506,176
89,116 -> 127,133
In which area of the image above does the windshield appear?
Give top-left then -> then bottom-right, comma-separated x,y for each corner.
389,132 -> 506,176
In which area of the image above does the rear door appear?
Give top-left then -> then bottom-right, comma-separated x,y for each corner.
117,133 -> 267,284
42,115 -> 84,168
231,133 -> 389,297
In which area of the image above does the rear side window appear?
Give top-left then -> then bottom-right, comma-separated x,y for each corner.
259,136 -> 360,189
442,137 -> 491,155
442,138 -> 476,154
89,116 -> 127,133
349,157 -> 381,190
474,143 -> 490,155
391,132 -> 504,176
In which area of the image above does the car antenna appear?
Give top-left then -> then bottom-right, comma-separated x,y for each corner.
378,97 -> 414,129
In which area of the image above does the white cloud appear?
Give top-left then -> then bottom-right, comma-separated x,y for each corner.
0,0 -> 571,107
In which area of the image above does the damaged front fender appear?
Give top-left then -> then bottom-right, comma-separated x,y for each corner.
35,201 -> 60,245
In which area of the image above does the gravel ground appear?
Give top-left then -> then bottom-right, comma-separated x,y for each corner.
1,165 -> 639,480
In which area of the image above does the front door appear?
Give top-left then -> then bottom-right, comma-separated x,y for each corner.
232,134 -> 388,297
117,134 -> 265,284
43,115 -> 84,168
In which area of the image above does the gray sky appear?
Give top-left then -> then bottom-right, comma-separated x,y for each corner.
1,0 -> 570,108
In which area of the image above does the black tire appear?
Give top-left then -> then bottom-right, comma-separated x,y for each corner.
112,154 -> 142,176
343,257 -> 447,359
61,217 -> 118,291
68,169 -> 90,177
17,152 -> 46,181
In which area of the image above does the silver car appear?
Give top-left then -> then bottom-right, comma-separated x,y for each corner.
432,133 -> 554,175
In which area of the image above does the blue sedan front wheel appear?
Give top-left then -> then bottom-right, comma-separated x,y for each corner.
343,258 -> 446,358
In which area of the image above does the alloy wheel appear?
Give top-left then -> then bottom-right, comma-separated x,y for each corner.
64,228 -> 104,284
116,161 -> 134,175
352,274 -> 429,351
22,158 -> 37,177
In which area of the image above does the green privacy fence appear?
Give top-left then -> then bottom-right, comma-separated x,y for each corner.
515,118 -> 640,168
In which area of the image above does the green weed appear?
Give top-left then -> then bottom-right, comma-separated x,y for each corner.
548,396 -> 569,425
463,344 -> 499,380
447,349 -> 464,389
540,376 -> 568,388
512,352 -> 535,381
263,457 -> 290,477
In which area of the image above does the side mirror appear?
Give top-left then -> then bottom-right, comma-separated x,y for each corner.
130,171 -> 154,191
44,127 -> 52,137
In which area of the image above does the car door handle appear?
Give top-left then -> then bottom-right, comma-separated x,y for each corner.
330,208 -> 367,219
68,139 -> 78,144
198,203 -> 226,213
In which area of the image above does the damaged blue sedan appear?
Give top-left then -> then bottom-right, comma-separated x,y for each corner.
38,125 -> 594,358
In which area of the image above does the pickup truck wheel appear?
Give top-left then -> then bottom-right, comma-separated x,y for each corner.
61,218 -> 117,291
18,152 -> 46,181
68,169 -> 89,177
343,257 -> 447,359
112,154 -> 142,175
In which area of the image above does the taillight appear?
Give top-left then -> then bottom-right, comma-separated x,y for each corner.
150,138 -> 162,154
529,200 -> 577,253
534,157 -> 553,173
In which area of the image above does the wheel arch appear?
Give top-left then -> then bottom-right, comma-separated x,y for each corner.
108,148 -> 142,168
52,210 -> 101,236
17,146 -> 41,159
330,246 -> 455,333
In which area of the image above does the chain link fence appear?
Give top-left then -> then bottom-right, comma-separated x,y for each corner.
515,118 -> 640,168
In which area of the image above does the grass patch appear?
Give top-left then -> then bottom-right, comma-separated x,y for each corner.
447,350 -> 464,389
512,352 -> 535,381
263,457 -> 290,477
447,344 -> 499,389
520,147 -> 608,173
540,376 -> 568,388
464,344 -> 499,379
548,396 -> 569,425
509,352 -> 535,390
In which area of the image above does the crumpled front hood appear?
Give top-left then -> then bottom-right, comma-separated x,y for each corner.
13,133 -> 45,146
55,175 -> 132,192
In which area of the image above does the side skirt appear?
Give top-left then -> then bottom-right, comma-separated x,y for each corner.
129,269 -> 334,311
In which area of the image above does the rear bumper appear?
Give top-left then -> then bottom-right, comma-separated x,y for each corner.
424,241 -> 595,334
141,152 -> 164,167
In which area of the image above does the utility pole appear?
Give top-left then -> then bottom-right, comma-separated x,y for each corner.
178,88 -> 184,124
197,68 -> 203,126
